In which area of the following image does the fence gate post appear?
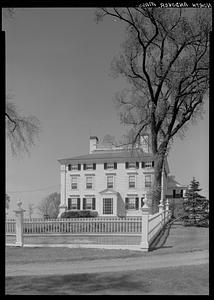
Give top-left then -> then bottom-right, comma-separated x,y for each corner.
140,195 -> 150,251
14,200 -> 25,247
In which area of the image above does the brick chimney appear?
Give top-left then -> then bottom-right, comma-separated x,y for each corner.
89,136 -> 98,153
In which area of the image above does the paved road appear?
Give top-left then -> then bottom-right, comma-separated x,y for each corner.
6,249 -> 208,277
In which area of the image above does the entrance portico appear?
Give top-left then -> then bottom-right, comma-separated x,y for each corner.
99,188 -> 118,216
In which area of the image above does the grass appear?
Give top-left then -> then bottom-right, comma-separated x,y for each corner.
5,264 -> 209,295
6,247 -> 145,265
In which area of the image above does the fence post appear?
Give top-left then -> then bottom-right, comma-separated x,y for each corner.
158,202 -> 164,226
165,199 -> 170,222
14,200 -> 25,247
140,194 -> 150,251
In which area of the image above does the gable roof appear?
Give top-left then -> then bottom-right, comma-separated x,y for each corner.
167,176 -> 187,189
58,149 -> 154,165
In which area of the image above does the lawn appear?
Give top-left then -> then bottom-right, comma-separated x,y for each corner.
5,264 -> 209,295
6,246 -> 145,265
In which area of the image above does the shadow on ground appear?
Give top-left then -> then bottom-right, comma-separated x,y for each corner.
6,263 -> 209,295
149,221 -> 173,252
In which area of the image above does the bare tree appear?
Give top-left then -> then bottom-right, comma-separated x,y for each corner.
4,10 -> 41,156
28,203 -> 34,220
6,97 -> 41,156
95,7 -> 211,212
37,192 -> 60,219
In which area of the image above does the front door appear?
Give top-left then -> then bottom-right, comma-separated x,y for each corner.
103,198 -> 113,215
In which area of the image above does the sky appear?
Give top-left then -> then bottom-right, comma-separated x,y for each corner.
4,8 -> 209,218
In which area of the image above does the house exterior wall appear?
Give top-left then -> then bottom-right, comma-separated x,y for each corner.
59,161 -> 157,217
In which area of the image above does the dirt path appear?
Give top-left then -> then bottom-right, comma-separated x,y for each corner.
6,249 -> 208,277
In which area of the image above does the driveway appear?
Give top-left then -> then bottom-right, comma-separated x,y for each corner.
6,249 -> 208,277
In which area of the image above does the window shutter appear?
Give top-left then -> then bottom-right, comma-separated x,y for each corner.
125,162 -> 129,169
141,162 -> 145,168
68,164 -> 71,171
78,164 -> 81,170
93,163 -> 96,170
104,163 -> 107,170
92,198 -> 96,210
135,198 -> 139,210
136,162 -> 139,169
77,198 -> 80,210
83,164 -> 86,170
152,161 -> 154,167
173,190 -> 176,198
68,198 -> 71,210
141,197 -> 144,208
114,162 -> 117,169
83,198 -> 86,210
125,197 -> 129,209
181,190 -> 183,197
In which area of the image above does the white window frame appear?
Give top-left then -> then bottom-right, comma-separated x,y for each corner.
129,175 -> 136,189
86,176 -> 93,189
68,198 -> 78,210
107,175 -> 114,189
127,197 -> 136,210
106,163 -> 114,169
128,162 -> 137,169
145,162 -> 153,168
86,164 -> 93,170
71,164 -> 78,171
85,197 -> 93,210
103,198 -> 113,215
145,174 -> 152,187
71,176 -> 78,190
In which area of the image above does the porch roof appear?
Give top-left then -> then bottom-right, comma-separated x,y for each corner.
99,188 -> 118,195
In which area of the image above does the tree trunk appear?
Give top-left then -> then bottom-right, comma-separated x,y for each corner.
151,141 -> 168,214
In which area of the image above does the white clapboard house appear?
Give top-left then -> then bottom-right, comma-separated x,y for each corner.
57,135 -> 183,217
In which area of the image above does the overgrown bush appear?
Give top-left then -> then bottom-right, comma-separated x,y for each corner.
60,210 -> 98,218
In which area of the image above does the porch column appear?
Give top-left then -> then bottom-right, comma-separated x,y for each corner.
59,164 -> 67,216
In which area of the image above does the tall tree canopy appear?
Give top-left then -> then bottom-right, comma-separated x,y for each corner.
95,7 -> 211,212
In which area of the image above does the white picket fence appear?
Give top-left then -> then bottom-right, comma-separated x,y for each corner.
148,210 -> 171,244
6,199 -> 171,251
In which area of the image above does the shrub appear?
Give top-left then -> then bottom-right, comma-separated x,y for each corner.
60,210 -> 98,219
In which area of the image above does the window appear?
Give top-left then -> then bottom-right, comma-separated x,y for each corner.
68,164 -> 81,171
71,176 -> 78,190
103,198 -> 113,214
129,175 -> 136,188
104,162 -> 117,169
144,162 -> 153,168
86,176 -> 93,189
107,163 -> 114,169
107,176 -> 114,189
126,162 -> 139,169
129,162 -> 137,168
125,197 -> 139,210
86,164 -> 93,170
145,175 -> 152,187
68,198 -> 80,210
83,198 -> 96,210
86,198 -> 92,209
84,163 -> 96,170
